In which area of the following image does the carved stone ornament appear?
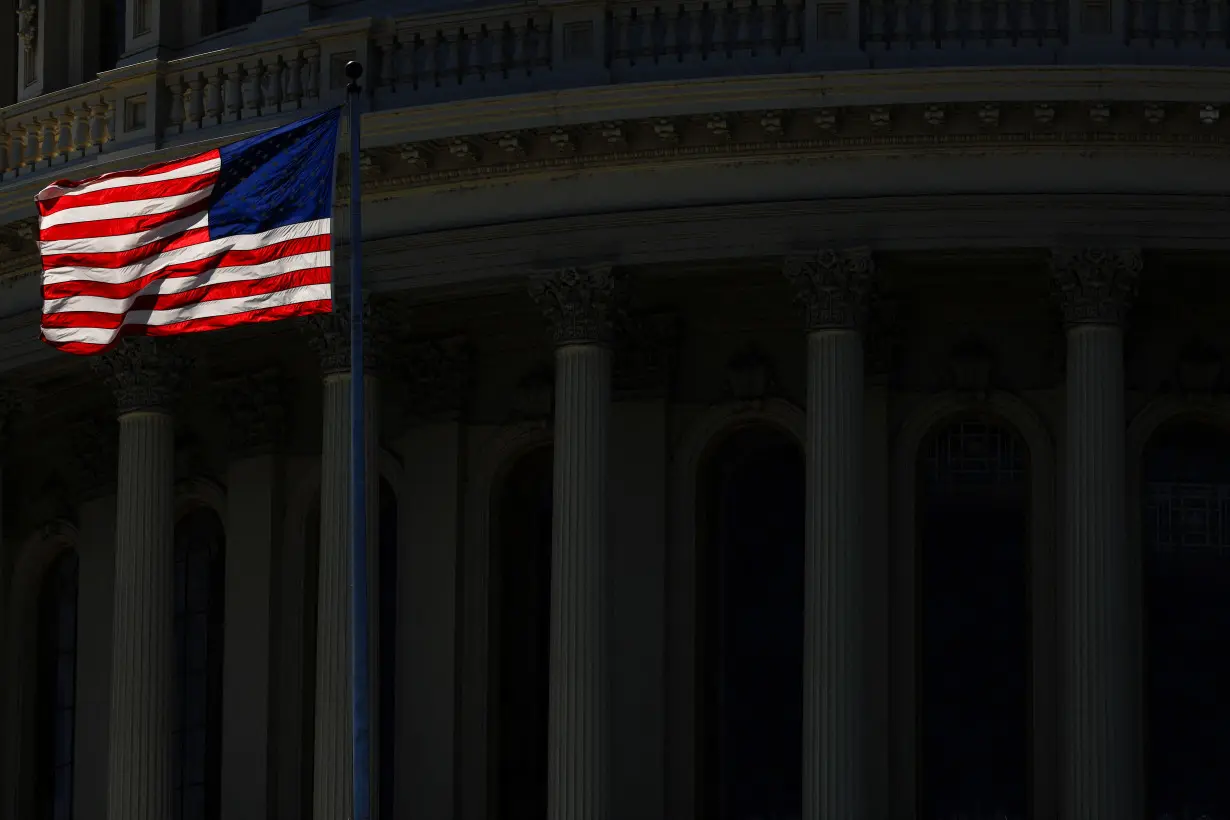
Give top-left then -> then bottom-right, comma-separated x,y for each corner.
395,336 -> 471,424
949,337 -> 995,398
529,265 -> 627,346
16,3 -> 37,54
1050,248 -> 1142,326
613,313 -> 678,397
303,297 -> 393,375
92,338 -> 192,414
782,248 -> 874,331
1175,336 -> 1224,396
726,346 -> 774,402
221,369 -> 286,454
512,365 -> 554,422
67,414 -> 119,500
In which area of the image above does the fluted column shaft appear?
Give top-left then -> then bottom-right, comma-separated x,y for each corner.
307,311 -> 382,820
548,343 -> 611,820
531,266 -> 622,820
804,329 -> 865,820
96,340 -> 186,820
785,249 -> 872,820
1052,248 -> 1141,820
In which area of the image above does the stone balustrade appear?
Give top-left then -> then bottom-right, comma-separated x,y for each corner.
1,0 -> 1228,181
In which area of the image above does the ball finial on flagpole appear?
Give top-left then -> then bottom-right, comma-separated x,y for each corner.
345,60 -> 363,92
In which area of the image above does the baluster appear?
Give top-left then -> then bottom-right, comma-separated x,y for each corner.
58,107 -> 75,157
896,0 -> 912,43
1181,0 -> 1197,40
265,58 -> 283,111
104,99 -> 116,145
394,34 -> 414,88
304,47 -> 321,99
507,23 -> 527,75
224,66 -> 243,120
8,125 -> 23,173
420,31 -> 439,85
185,77 -> 204,128
757,0 -> 776,54
285,55 -> 304,107
461,27 -> 481,80
241,60 -> 262,117
996,0 -> 1011,39
734,0 -> 754,52
88,102 -> 105,149
615,7 -> 634,64
713,0 -> 732,53
0,128 -> 9,175
920,0 -> 936,42
168,78 -> 186,134
40,116 -> 55,164
537,17 -> 552,67
448,30 -> 464,84
494,22 -> 512,77
378,35 -> 396,89
1208,0 -> 1225,42
677,4 -> 697,59
204,71 -> 223,123
661,5 -> 679,60
73,102 -> 91,152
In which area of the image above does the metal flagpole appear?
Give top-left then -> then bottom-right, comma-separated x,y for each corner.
344,60 -> 372,820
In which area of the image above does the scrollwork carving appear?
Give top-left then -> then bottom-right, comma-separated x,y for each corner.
221,369 -> 286,455
782,248 -> 874,331
16,3 -> 37,54
613,312 -> 678,398
1050,248 -> 1142,326
92,338 -> 192,414
393,335 -> 471,424
529,265 -> 627,346
303,297 -> 394,375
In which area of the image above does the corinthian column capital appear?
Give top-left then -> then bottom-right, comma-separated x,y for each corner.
529,265 -> 627,346
783,248 -> 874,332
303,297 -> 394,375
1050,247 -> 1142,326
93,338 -> 191,415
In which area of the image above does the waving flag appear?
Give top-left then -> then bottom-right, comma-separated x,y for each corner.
36,108 -> 340,355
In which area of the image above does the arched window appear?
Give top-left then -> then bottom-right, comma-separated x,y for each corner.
916,417 -> 1030,820
378,477 -> 398,820
1143,421 -> 1230,818
489,446 -> 553,820
698,425 -> 804,820
35,550 -> 79,820
173,507 -> 226,820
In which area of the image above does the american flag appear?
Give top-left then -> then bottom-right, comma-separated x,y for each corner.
36,109 -> 341,355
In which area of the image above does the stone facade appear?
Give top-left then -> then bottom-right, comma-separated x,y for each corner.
3,2 -> 1230,820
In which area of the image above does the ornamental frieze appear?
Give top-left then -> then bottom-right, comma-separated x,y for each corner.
332,100 -> 1230,203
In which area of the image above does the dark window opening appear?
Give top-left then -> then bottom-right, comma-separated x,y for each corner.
217,0 -> 260,32
1144,421 -> 1230,819
699,425 -> 805,820
173,507 -> 226,820
917,417 -> 1030,820
35,550 -> 79,820
98,0 -> 125,73
490,446 -> 553,820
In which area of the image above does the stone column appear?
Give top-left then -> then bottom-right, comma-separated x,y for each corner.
305,308 -> 382,820
784,249 -> 872,820
530,266 -> 624,820
218,371 -> 285,820
1051,248 -> 1142,820
93,339 -> 188,820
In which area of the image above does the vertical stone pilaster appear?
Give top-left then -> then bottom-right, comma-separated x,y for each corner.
1052,248 -> 1142,820
304,309 -> 382,820
530,266 -> 624,820
218,370 -> 284,820
784,248 -> 872,820
93,338 -> 189,820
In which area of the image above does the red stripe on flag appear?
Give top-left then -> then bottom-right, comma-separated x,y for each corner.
37,149 -> 220,200
40,227 -> 213,271
37,172 -> 217,216
40,299 -> 334,355
41,269 -> 332,328
38,200 -> 210,243
42,235 -> 332,299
